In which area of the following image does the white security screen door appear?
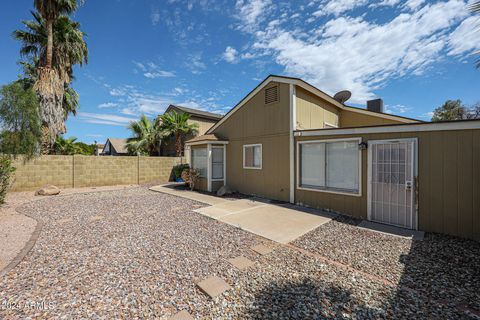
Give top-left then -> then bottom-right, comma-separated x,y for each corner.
368,139 -> 417,229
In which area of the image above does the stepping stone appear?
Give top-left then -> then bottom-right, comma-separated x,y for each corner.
228,256 -> 254,270
57,218 -> 73,224
89,215 -> 105,222
170,310 -> 194,320
251,244 -> 273,255
196,276 -> 231,298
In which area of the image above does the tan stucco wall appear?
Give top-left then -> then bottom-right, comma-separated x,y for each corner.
295,128 -> 480,241
213,82 -> 291,201
11,155 -> 184,191
340,108 -> 408,127
295,86 -> 340,130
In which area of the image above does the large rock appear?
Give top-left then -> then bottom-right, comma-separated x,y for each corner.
35,185 -> 61,196
216,185 -> 233,197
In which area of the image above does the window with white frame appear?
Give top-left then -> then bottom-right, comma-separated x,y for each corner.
212,147 -> 224,179
191,148 -> 207,177
299,139 -> 360,194
243,144 -> 262,169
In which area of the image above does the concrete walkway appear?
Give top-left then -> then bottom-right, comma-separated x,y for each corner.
150,184 -> 333,243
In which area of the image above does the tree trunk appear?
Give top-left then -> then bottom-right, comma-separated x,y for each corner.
46,18 -> 54,69
41,125 -> 52,155
34,68 -> 65,154
175,133 -> 182,157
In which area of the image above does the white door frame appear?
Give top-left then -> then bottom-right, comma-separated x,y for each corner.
367,138 -> 418,230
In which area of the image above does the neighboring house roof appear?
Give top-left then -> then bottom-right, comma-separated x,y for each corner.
106,138 -> 128,154
186,134 -> 228,145
207,75 -> 421,134
165,104 -> 223,121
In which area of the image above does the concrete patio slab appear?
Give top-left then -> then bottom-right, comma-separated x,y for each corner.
149,185 -> 229,206
170,310 -> 194,320
221,205 -> 332,244
228,256 -> 255,270
196,276 -> 231,298
150,184 -> 333,244
194,198 -> 268,219
358,221 -> 425,240
251,244 -> 273,255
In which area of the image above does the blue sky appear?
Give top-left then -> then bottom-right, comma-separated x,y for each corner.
1,0 -> 479,143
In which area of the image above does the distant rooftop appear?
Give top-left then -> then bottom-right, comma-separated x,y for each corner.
166,104 -> 223,121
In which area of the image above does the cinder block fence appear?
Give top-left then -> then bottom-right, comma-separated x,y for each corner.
10,155 -> 185,191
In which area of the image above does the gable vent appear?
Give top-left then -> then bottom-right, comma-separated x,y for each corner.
265,86 -> 279,104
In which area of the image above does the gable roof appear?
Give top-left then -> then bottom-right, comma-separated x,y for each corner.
165,104 -> 223,121
207,75 -> 421,134
106,138 -> 128,154
186,133 -> 228,145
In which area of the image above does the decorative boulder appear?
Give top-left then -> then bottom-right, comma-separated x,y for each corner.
217,185 -> 233,197
35,185 -> 61,196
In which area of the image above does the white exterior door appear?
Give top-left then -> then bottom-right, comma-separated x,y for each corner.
368,139 -> 417,229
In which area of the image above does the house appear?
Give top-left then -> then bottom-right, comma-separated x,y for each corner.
186,75 -> 480,241
160,104 -> 223,156
102,138 -> 128,156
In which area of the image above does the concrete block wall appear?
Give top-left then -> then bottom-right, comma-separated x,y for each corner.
10,155 -> 185,191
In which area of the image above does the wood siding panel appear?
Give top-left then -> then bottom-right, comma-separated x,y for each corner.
295,87 -> 340,130
473,131 -> 480,241
428,132 -> 444,234
340,109 -> 407,127
458,130 -> 473,239
443,133 -> 458,235
295,129 -> 480,240
212,82 -> 290,201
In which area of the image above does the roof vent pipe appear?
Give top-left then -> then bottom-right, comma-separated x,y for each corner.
367,99 -> 384,113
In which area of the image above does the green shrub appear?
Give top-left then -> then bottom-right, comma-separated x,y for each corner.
0,156 -> 15,204
173,164 -> 190,180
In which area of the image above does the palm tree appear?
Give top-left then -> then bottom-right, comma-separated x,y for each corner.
159,111 -> 198,156
53,135 -> 78,155
14,1 -> 87,153
126,115 -> 163,156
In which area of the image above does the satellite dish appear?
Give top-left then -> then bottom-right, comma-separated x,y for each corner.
333,90 -> 352,104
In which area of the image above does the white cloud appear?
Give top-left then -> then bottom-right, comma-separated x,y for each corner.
313,0 -> 369,17
144,71 -> 176,78
419,111 -> 434,119
369,0 -> 401,9
109,88 -> 125,96
132,61 -> 175,78
448,15 -> 480,56
78,112 -> 137,126
222,46 -> 239,63
151,10 -> 160,26
385,104 -> 412,114
235,0 -> 273,32
98,102 -> 118,108
186,53 -> 207,74
251,0 -> 470,102
404,0 -> 425,11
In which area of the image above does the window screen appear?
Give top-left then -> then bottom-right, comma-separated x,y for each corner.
212,148 -> 224,179
300,140 -> 359,193
244,145 -> 262,169
191,148 -> 207,177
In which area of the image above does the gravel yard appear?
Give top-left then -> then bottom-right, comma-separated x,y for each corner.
293,216 -> 480,315
1,187 -> 478,319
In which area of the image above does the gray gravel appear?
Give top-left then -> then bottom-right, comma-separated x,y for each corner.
293,216 -> 480,315
0,187 -> 478,319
